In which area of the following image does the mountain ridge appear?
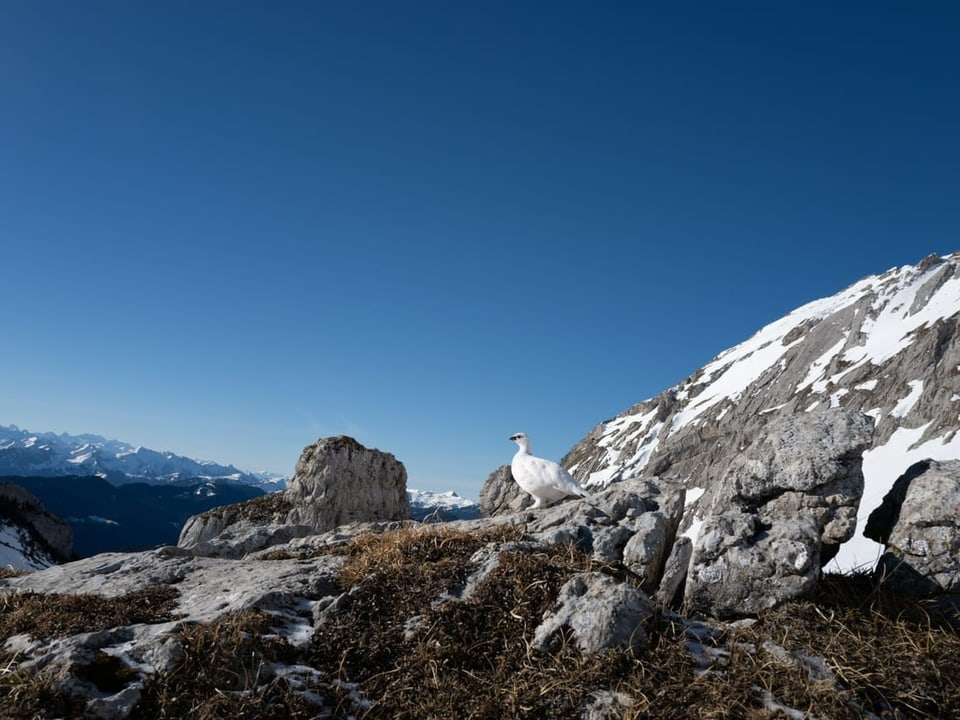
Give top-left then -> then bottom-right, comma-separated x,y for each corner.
563,250 -> 960,571
0,425 -> 286,491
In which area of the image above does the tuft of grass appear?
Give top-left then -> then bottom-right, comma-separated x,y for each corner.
312,524 -> 638,719
0,585 -> 181,640
0,568 -> 30,580
0,650 -> 88,720
131,609 -> 322,720
193,491 -> 295,525
0,585 -> 182,720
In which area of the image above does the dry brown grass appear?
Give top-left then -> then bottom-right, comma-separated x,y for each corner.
311,526 -> 960,720
0,585 -> 181,640
131,610 -> 321,720
0,568 -> 30,580
313,524 -> 643,719
0,585 -> 182,720
2,524 -> 959,719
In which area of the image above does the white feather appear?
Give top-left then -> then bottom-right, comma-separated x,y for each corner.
509,432 -> 589,509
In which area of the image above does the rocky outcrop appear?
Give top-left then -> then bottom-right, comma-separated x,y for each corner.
561,251 -> 960,575
0,482 -> 73,568
479,464 -> 531,516
484,410 -> 877,615
685,410 -> 873,616
178,436 -> 408,558
866,459 -> 960,595
2,542 -> 346,718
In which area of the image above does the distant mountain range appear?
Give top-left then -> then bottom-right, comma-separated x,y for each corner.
0,425 -> 286,491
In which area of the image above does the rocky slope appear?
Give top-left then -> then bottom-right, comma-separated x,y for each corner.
0,482 -> 72,571
561,251 -> 960,571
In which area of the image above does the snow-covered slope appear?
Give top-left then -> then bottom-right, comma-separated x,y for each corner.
408,489 -> 480,521
0,521 -> 58,571
0,425 -> 287,490
564,251 -> 960,572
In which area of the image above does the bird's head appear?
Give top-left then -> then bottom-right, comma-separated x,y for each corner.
509,432 -> 530,450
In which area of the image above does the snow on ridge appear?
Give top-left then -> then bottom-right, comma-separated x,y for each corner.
797,339 -> 847,394
841,262 -> 960,372
408,488 -> 478,509
586,253 -> 959,491
891,380 -> 924,418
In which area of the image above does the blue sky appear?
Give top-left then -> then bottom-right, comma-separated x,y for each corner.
1,2 -> 958,496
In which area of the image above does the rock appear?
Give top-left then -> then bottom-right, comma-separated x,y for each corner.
654,536 -> 692,607
2,544 -> 345,717
533,572 -> 657,654
686,510 -> 822,616
622,512 -> 673,594
685,410 -> 873,616
580,689 -> 635,719
519,478 -> 686,598
0,481 -> 73,566
561,252 -> 960,581
867,459 -> 960,595
479,464 -> 531,516
178,436 -> 408,557
285,435 -> 409,528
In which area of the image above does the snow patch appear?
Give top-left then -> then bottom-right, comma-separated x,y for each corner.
890,380 -> 924,418
830,422 -> 960,573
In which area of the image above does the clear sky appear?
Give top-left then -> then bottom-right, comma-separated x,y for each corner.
1,2 -> 958,497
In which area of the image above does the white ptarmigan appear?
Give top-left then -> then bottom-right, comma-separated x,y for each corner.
509,432 -> 590,509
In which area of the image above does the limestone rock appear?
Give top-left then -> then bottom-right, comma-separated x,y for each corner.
654,536 -> 692,607
519,478 -> 685,598
285,435 -> 408,528
178,436 -> 408,557
561,252 -> 960,579
686,510 -> 822,616
2,545 -> 345,718
685,410 -> 873,616
479,464 -> 531,516
867,459 -> 960,595
533,572 -> 657,654
580,690 -> 635,720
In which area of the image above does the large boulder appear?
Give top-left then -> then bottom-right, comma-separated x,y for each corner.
685,410 -> 873,616
178,436 -> 408,558
866,459 -> 960,595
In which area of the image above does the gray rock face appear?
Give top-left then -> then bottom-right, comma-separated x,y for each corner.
519,478 -> 685,599
0,481 -> 73,566
479,464 -> 531,516
867,459 -> 960,595
2,543 -> 346,719
178,436 -> 408,557
685,410 -> 873,616
561,252 -> 960,576
533,572 -> 657,654
285,435 -> 409,527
